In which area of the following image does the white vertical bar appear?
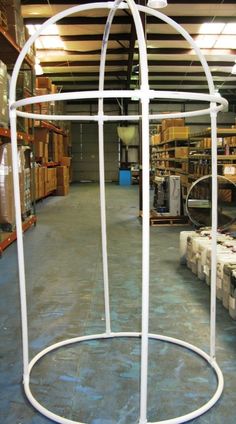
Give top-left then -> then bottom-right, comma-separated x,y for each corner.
122,1 -> 149,423
210,104 -> 218,360
98,111 -> 111,335
139,96 -> 150,424
9,110 -> 29,378
97,2 -> 122,334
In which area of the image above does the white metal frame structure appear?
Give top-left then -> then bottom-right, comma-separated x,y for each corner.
9,1 -> 228,423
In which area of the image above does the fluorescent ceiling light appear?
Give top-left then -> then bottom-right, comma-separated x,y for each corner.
27,24 -> 64,49
214,35 -> 236,48
27,24 -> 59,36
222,23 -> 236,35
195,35 -> 217,48
231,64 -> 236,74
199,23 -> 225,35
35,35 -> 64,49
147,0 -> 168,8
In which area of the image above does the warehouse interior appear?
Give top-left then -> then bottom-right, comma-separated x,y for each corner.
1,1 -> 236,423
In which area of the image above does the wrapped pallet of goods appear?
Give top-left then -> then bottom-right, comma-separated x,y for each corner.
229,270 -> 236,319
0,144 -> 15,229
18,146 -> 32,217
0,60 -> 8,128
6,0 -> 25,48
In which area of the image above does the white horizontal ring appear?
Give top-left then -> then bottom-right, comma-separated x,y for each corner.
11,90 -> 227,110
24,331 -> 224,424
15,102 -> 226,123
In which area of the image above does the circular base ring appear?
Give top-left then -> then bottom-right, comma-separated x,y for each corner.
24,332 -> 223,424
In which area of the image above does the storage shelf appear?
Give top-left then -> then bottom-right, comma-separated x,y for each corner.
156,158 -> 188,162
34,121 -> 66,135
190,128 -> 236,138
0,26 -> 33,67
158,138 -> 189,146
0,215 -> 36,256
155,147 -> 176,153
0,127 -> 33,143
189,154 -> 236,160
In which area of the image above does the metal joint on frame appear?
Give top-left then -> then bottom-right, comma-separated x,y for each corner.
9,1 -> 228,423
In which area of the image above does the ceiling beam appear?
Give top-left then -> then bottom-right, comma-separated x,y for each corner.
53,79 -> 236,87
38,47 -> 236,56
21,0 -> 236,4
43,71 -> 235,78
41,59 -> 235,67
53,33 -> 232,42
24,15 -> 236,25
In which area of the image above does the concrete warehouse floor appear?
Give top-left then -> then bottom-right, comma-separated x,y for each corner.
1,183 -> 236,424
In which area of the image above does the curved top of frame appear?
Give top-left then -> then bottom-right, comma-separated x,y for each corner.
9,0 -> 228,117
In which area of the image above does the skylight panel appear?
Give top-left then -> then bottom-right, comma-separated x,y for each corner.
222,23 -> 236,35
199,23 -> 225,35
214,35 -> 236,49
195,35 -> 217,48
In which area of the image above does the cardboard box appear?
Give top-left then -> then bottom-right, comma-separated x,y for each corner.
34,128 -> 49,144
175,146 -> 189,158
43,144 -> 48,163
34,141 -> 43,158
38,167 -> 46,198
57,134 -> 64,161
151,134 -> 161,145
56,185 -> 69,196
223,164 -> 236,176
163,127 -> 189,142
162,118 -> 185,132
36,77 -> 52,91
0,144 -> 15,225
60,156 -> 72,167
57,166 -> 69,186
45,168 -> 57,195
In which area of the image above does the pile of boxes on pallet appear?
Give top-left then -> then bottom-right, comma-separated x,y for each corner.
35,77 -> 64,120
0,144 -> 32,229
151,118 -> 189,146
180,230 -> 236,320
34,164 -> 70,200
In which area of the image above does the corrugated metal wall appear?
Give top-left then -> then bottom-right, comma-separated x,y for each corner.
71,122 -> 119,182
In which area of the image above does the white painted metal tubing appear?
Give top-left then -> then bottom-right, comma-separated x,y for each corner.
122,1 -> 150,423
23,332 -> 223,424
9,110 -> 29,379
210,104 -> 218,360
9,0 -> 226,423
16,105 -> 227,123
12,90 -> 227,109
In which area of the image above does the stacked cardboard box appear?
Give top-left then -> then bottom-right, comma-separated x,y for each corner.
56,166 -> 69,196
34,128 -> 49,163
163,127 -> 189,142
45,168 -> 57,195
161,118 -> 189,143
6,0 -> 25,48
175,146 -> 189,158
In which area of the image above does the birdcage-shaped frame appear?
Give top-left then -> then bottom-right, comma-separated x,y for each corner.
9,1 -> 227,423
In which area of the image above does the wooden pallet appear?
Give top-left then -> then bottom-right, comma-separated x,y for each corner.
150,215 -> 189,227
139,210 -> 189,227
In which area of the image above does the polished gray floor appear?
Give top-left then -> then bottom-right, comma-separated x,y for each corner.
0,183 -> 236,424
